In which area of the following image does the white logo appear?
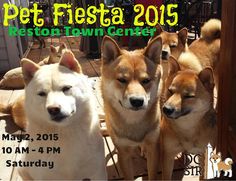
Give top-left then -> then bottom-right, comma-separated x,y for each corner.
210,152 -> 233,178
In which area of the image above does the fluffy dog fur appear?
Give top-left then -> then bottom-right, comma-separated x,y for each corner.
18,50 -> 107,180
178,19 -> 221,88
101,36 -> 162,180
161,57 -> 217,180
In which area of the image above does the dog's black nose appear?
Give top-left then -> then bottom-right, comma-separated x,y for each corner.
162,50 -> 169,60
130,97 -> 144,108
163,105 -> 175,116
47,106 -> 61,116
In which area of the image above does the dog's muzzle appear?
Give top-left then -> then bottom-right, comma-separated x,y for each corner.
130,97 -> 144,108
47,106 -> 69,122
161,50 -> 169,60
120,96 -> 146,111
163,105 -> 175,116
162,105 -> 191,119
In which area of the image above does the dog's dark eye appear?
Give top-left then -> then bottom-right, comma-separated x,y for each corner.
117,78 -> 127,84
38,91 -> 47,97
62,86 -> 72,92
141,78 -> 151,84
184,95 -> 195,99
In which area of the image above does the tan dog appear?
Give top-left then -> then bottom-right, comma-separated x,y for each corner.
178,19 -> 221,89
161,57 -> 217,180
151,24 -> 188,81
210,152 -> 233,178
0,43 -> 67,89
101,36 -> 162,180
0,43 -> 67,129
151,25 -> 188,108
0,95 -> 26,129
38,43 -> 67,65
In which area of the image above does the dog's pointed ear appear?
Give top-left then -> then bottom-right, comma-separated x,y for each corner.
178,28 -> 188,45
59,50 -> 82,73
154,23 -> 163,37
198,67 -> 214,91
102,36 -> 121,64
21,58 -> 40,85
217,152 -> 221,157
50,45 -> 57,53
210,152 -> 214,156
168,56 -> 180,75
59,42 -> 67,52
149,24 -> 163,42
144,36 -> 162,64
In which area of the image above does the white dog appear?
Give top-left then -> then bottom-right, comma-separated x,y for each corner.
18,50 -> 107,180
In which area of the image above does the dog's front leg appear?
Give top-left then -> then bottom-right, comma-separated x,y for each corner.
117,146 -> 134,180
162,151 -> 175,180
145,142 -> 159,180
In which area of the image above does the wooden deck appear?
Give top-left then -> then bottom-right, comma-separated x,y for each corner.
0,37 -> 196,180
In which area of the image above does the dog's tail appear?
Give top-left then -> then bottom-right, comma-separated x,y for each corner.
201,19 -> 221,41
0,103 -> 12,114
225,158 -> 233,165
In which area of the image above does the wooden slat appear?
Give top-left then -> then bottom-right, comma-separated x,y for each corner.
0,61 -> 10,73
89,59 -> 102,77
228,133 -> 236,162
217,0 -> 236,161
104,137 -> 120,179
65,36 -> 79,52
0,37 -> 5,48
